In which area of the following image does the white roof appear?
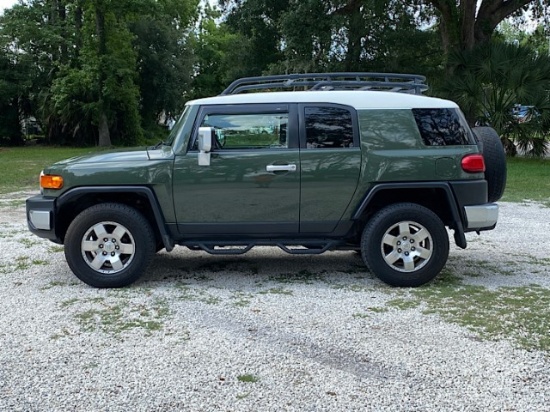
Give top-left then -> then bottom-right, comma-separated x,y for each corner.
187,90 -> 458,110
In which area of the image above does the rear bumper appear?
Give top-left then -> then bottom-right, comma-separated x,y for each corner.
464,203 -> 498,231
26,195 -> 62,243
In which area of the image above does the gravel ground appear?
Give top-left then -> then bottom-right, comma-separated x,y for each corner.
0,193 -> 549,411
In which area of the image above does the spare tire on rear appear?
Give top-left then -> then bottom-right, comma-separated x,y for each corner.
472,126 -> 507,202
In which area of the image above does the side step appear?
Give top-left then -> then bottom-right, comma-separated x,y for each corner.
181,240 -> 344,255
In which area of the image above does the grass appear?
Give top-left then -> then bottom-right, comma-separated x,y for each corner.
73,297 -> 170,336
258,287 -> 293,296
0,146 -> 103,194
237,374 -> 260,383
379,270 -> 550,353
502,157 -> 550,205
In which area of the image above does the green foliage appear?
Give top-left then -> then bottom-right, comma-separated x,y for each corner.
0,57 -> 24,146
441,41 -> 550,157
132,19 -> 191,127
220,0 -> 443,77
1,0 -> 549,147
0,0 -> 198,147
189,6 -> 254,99
222,0 -> 287,75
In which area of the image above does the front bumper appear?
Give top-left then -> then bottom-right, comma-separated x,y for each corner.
26,195 -> 62,243
464,203 -> 498,231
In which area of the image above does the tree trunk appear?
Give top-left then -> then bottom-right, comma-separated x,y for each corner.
430,0 -> 534,53
98,112 -> 111,147
344,5 -> 364,72
95,2 -> 111,147
74,0 -> 83,61
57,0 -> 68,62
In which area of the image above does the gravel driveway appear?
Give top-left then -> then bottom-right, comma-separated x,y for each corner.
1,192 -> 549,411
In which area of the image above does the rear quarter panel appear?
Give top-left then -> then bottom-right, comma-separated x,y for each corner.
344,109 -> 482,219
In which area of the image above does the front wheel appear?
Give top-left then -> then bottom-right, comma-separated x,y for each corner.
64,203 -> 155,288
361,203 -> 449,287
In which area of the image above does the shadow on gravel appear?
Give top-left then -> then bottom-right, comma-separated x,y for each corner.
142,248 -> 375,287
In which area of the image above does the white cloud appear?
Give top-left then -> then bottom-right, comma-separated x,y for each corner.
0,0 -> 18,13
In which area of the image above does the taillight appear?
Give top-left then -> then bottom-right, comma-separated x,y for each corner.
461,154 -> 485,173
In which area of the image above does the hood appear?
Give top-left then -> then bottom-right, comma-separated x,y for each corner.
53,148 -> 150,166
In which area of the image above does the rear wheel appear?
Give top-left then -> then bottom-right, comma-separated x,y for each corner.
361,203 -> 449,287
64,203 -> 155,288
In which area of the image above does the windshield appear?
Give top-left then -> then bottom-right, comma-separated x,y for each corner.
165,105 -> 191,146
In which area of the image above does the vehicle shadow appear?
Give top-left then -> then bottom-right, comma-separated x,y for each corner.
143,247 -> 376,288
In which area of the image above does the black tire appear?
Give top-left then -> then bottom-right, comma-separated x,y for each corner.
64,203 -> 155,288
472,126 -> 507,202
361,203 -> 449,287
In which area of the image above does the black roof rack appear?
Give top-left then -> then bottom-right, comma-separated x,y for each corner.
221,72 -> 428,96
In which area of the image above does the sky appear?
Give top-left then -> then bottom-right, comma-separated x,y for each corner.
0,0 -> 17,14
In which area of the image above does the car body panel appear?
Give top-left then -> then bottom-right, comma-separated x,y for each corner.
172,149 -> 300,233
299,148 -> 361,233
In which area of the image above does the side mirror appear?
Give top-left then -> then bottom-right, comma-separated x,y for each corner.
198,127 -> 213,166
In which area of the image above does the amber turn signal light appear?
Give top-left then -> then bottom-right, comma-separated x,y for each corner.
40,174 -> 64,190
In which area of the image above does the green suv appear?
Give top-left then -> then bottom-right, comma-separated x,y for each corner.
26,73 -> 506,288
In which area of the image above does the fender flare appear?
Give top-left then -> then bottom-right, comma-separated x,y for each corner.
352,182 -> 467,249
57,186 -> 174,252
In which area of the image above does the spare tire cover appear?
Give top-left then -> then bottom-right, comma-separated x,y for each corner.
472,126 -> 507,202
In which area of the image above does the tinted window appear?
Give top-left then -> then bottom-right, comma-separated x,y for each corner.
413,108 -> 474,146
305,107 -> 354,149
194,113 -> 288,150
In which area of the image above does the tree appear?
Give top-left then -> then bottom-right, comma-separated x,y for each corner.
498,22 -> 550,57
441,41 -> 550,156
218,0 -> 443,76
422,0 -> 549,53
132,19 -> 193,129
189,5 -> 255,98
130,0 -> 199,130
0,52 -> 24,146
221,0 -> 288,75
0,0 -> 198,146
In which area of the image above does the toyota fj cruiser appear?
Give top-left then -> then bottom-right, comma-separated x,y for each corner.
26,73 -> 507,288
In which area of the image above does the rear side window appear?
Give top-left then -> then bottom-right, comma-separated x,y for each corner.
305,107 -> 354,148
413,108 -> 474,146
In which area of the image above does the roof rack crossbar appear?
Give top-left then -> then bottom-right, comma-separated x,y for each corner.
221,72 -> 428,95
309,80 -> 428,94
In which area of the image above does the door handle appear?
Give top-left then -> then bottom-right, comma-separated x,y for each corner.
266,164 -> 297,173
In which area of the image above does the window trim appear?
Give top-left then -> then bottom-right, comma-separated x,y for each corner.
298,103 -> 360,149
188,103 -> 298,151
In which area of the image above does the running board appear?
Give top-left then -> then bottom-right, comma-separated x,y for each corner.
182,240 -> 344,255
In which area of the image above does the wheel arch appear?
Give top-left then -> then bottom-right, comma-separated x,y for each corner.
56,186 -> 174,251
352,182 -> 467,249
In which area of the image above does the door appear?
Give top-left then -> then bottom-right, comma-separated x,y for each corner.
298,104 -> 362,233
173,104 -> 300,236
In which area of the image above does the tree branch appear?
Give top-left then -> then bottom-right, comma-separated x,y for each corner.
475,0 -> 533,43
425,0 -> 457,54
332,0 -> 364,16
